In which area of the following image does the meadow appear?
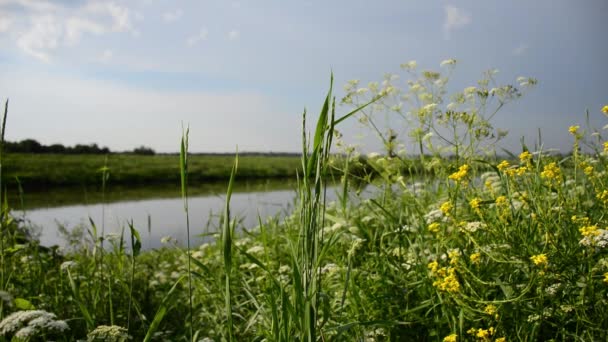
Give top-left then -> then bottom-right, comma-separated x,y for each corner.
1,62 -> 607,341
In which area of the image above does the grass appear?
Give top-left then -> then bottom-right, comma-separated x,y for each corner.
1,67 -> 608,341
2,153 -> 304,188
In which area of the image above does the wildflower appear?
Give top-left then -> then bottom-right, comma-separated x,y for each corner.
432,267 -> 460,293
495,196 -> 508,207
428,222 -> 441,233
476,328 -> 492,339
604,272 -> 608,284
440,59 -> 456,67
448,249 -> 461,265
540,162 -> 562,183
568,125 -> 580,136
602,105 -> 608,115
495,338 -> 506,342
462,221 -> 486,233
449,164 -> 470,183
530,254 -> 548,267
470,253 -> 481,264
440,201 -> 453,215
246,245 -> 265,255
603,141 -> 608,153
519,151 -> 532,164
597,190 -> 608,206
579,224 -> 600,238
443,333 -> 458,342
484,304 -> 497,316
60,261 -> 77,272
428,261 -> 440,274
87,325 -> 130,341
497,160 -> 510,171
469,197 -> 481,212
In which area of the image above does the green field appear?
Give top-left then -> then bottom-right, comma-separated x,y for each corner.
2,153 -> 303,189
2,67 -> 608,341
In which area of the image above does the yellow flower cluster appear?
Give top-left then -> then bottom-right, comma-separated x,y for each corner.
469,197 -> 482,215
519,151 -> 532,164
467,327 -> 496,341
604,141 -> 608,153
428,261 -> 460,293
495,195 -> 508,207
597,189 -> 608,206
470,252 -> 481,265
428,222 -> 441,233
540,162 -> 562,183
449,164 -> 470,183
604,272 -> 608,285
602,105 -> 608,114
443,333 -> 458,342
497,160 -> 510,171
440,201 -> 453,215
530,254 -> 548,267
568,125 -> 580,136
579,224 -> 600,238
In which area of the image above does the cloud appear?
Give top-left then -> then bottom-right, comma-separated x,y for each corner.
0,13 -> 11,32
162,8 -> 182,23
511,43 -> 528,56
65,17 -> 105,45
186,28 -> 208,46
443,5 -> 471,40
99,48 -> 112,63
228,29 -> 239,41
16,15 -> 62,62
5,0 -> 138,61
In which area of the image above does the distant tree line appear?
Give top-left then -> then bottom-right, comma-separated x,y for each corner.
4,139 -> 156,155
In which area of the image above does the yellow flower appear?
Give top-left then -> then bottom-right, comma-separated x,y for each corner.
604,141 -> 608,153
495,337 -> 506,342
584,165 -> 594,176
428,261 -> 440,274
440,201 -> 453,215
484,304 -> 497,316
579,224 -> 600,237
519,151 -> 532,163
469,198 -> 481,209
449,164 -> 470,183
604,272 -> 608,284
470,253 -> 481,265
443,333 -> 458,342
530,254 -> 548,266
497,160 -> 510,171
540,162 -> 562,183
568,125 -> 580,135
495,196 -> 508,207
597,190 -> 608,205
428,222 -> 441,233
476,328 -> 491,339
602,105 -> 608,114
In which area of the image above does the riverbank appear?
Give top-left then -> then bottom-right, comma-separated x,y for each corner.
2,153 -> 304,189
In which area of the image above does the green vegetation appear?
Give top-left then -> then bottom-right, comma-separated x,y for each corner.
2,62 -> 608,341
3,153 -> 303,188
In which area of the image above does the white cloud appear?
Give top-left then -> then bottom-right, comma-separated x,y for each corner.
16,15 -> 62,62
65,17 -> 105,45
0,0 -> 58,12
84,1 -> 135,34
228,29 -> 239,41
0,13 -> 11,32
443,5 -> 471,40
511,44 -> 528,56
5,0 -> 138,61
99,49 -> 112,63
162,8 -> 182,23
186,28 -> 208,47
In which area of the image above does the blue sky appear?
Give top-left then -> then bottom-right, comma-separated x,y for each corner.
0,0 -> 606,153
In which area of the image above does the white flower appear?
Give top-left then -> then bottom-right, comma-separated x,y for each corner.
440,59 -> 456,67
400,60 -> 417,70
464,86 -> 477,95
246,245 -> 265,255
160,236 -> 173,244
60,261 -> 77,272
356,87 -> 368,94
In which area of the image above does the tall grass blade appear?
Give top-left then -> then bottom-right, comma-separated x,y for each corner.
143,275 -> 185,342
179,125 -> 193,341
223,150 -> 238,341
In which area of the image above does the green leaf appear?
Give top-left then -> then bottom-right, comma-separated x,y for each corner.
128,221 -> 142,257
14,298 -> 35,310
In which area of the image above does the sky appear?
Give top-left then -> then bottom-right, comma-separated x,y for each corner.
0,0 -> 606,154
